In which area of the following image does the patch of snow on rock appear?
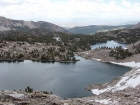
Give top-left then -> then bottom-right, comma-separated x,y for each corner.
123,47 -> 128,49
113,68 -> 140,91
95,99 -> 111,104
7,93 -> 24,99
91,87 -> 112,95
82,52 -> 89,54
111,61 -> 140,68
92,58 -> 101,61
92,61 -> 140,95
4,90 -> 24,99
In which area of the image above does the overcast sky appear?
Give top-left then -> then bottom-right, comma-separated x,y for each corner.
0,0 -> 140,27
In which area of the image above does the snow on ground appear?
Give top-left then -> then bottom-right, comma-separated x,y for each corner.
82,52 -> 89,55
91,86 -> 114,95
95,99 -> 111,104
92,58 -> 101,61
111,61 -> 140,68
7,93 -> 24,99
95,99 -> 117,105
123,47 -> 128,49
3,90 -> 25,99
113,68 -> 140,91
92,88 -> 111,95
92,61 -> 140,95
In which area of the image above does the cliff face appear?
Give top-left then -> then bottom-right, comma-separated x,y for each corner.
0,16 -> 68,33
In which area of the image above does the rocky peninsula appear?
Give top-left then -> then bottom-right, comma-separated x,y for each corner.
0,41 -> 77,63
77,40 -> 140,63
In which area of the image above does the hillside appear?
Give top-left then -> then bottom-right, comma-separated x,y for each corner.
68,25 -> 134,35
1,28 -> 140,62
132,22 -> 140,29
0,16 -> 68,33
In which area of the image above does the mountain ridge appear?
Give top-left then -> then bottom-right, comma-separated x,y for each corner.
0,16 -> 68,33
67,24 -> 134,35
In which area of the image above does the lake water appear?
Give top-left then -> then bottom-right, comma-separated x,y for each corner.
91,40 -> 127,50
0,41 -> 131,98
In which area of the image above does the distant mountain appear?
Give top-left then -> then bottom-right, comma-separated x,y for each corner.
132,22 -> 140,29
67,25 -> 134,35
0,16 -> 68,33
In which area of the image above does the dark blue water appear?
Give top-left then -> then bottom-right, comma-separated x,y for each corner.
91,40 -> 127,50
0,55 -> 131,98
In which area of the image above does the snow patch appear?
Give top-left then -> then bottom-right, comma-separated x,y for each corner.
92,62 -> 140,95
53,37 -> 60,42
91,87 -> 112,95
82,52 -> 89,54
95,99 -> 111,104
7,93 -> 24,99
123,47 -> 128,49
3,90 -> 25,99
92,58 -> 101,61
111,61 -> 140,68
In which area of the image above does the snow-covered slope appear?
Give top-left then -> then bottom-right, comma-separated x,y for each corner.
92,61 -> 140,95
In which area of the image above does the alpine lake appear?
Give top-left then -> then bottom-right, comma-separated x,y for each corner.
0,40 -> 131,98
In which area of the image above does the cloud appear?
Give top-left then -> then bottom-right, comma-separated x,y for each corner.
72,0 -> 103,2
122,0 -> 131,7
0,0 -> 25,5
0,0 -> 140,25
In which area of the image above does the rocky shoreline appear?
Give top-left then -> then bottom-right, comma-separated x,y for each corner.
0,59 -> 78,63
